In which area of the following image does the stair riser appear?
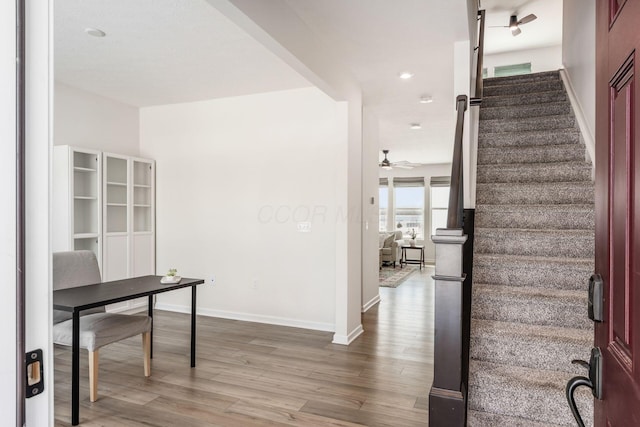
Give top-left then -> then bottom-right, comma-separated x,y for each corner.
479,130 -> 580,147
478,145 -> 586,165
480,116 -> 576,134
482,91 -> 567,108
477,165 -> 591,184
483,71 -> 560,87
469,379 -> 593,426
472,297 -> 592,330
474,231 -> 594,258
476,184 -> 594,205
475,209 -> 595,230
484,80 -> 564,97
480,103 -> 571,120
474,260 -> 593,291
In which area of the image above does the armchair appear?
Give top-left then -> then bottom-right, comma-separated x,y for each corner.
53,250 -> 152,402
379,231 -> 405,267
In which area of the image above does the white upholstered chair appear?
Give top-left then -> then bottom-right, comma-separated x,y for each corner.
53,250 -> 152,402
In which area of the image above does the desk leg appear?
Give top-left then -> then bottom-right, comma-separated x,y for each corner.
148,295 -> 154,359
72,311 -> 80,426
191,285 -> 197,367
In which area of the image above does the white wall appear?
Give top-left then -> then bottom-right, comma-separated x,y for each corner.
562,0 -> 595,143
379,163 -> 452,264
362,107 -> 381,312
483,45 -> 563,78
140,87 -> 344,331
0,1 -> 17,423
54,82 -> 140,156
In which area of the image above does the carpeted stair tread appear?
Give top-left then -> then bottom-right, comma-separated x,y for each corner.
482,90 -> 567,108
476,181 -> 594,205
472,284 -> 591,330
479,114 -> 576,133
480,101 -> 571,120
478,128 -> 580,147
470,319 -> 592,373
483,70 -> 560,87
483,79 -> 564,97
477,161 -> 591,183
473,253 -> 594,290
478,144 -> 586,165
474,228 -> 594,258
469,360 -> 594,426
470,70 -> 594,425
468,410 -> 565,427
475,204 -> 594,230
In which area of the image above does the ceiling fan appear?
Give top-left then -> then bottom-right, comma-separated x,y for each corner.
492,13 -> 537,36
379,150 -> 422,170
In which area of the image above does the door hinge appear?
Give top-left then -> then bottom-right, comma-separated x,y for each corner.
25,349 -> 44,398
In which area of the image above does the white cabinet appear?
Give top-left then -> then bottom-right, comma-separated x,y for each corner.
54,146 -> 155,312
102,154 -> 155,278
53,147 -> 102,267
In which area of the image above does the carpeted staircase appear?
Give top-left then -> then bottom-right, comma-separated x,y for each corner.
468,71 -> 595,426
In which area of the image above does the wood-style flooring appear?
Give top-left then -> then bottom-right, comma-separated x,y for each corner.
54,266 -> 434,426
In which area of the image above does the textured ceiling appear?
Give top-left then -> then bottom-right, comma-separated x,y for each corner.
54,0 -> 311,107
56,1 -> 538,166
284,0 -> 470,165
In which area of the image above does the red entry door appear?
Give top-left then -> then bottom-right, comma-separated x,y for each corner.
595,0 -> 640,425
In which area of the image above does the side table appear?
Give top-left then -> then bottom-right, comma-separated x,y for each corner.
400,245 -> 425,270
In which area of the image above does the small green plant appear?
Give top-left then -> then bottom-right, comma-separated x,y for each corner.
167,268 -> 177,277
409,228 -> 418,240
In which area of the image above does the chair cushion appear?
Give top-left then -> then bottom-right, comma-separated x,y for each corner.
383,233 -> 395,248
53,312 -> 152,352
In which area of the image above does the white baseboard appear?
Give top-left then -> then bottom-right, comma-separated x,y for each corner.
332,324 -> 364,346
155,302 -> 334,332
559,68 -> 596,172
362,294 -> 381,313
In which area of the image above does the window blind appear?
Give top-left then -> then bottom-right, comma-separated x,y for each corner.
430,176 -> 451,187
393,177 -> 424,187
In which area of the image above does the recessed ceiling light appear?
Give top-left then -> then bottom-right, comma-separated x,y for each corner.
419,95 -> 433,104
399,72 -> 414,80
410,123 -> 422,130
85,28 -> 106,38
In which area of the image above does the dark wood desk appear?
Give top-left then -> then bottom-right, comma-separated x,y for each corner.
53,275 -> 205,426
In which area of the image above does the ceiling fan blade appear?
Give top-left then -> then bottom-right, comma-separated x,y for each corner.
393,164 -> 414,169
517,14 -> 537,25
511,27 -> 522,36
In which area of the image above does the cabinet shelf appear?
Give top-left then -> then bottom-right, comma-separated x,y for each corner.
74,166 -> 97,173
74,233 -> 99,239
134,204 -> 151,208
107,203 -> 127,207
74,196 -> 97,200
134,184 -> 151,188
107,181 -> 127,187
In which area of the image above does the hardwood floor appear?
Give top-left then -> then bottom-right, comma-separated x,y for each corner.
54,266 -> 434,426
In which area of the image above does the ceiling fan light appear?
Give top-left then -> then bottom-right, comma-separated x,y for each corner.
381,165 -> 392,170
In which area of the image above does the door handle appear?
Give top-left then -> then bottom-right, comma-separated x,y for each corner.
566,347 -> 602,427
588,274 -> 604,322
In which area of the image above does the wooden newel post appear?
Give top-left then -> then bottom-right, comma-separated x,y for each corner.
429,228 -> 468,426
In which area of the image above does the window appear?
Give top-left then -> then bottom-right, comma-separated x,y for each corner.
394,178 -> 425,240
379,182 -> 388,231
431,183 -> 450,236
494,62 -> 531,78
